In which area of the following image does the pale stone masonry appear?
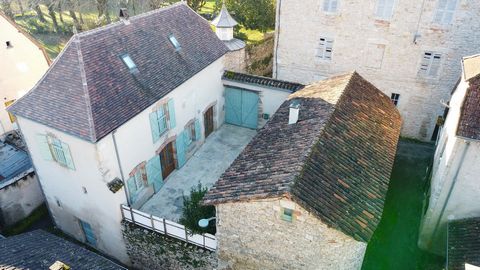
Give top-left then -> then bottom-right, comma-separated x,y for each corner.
216,199 -> 366,270
273,0 -> 480,140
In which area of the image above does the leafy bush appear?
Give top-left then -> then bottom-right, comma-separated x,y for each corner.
179,183 -> 216,235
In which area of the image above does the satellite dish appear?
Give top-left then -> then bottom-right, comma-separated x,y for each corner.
198,219 -> 210,228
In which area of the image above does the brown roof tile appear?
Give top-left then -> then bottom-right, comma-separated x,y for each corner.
458,56 -> 480,140
448,217 -> 480,270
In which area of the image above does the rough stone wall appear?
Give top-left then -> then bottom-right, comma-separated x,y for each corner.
224,48 -> 247,73
273,0 -> 480,140
216,199 -> 366,270
246,33 -> 275,77
0,173 -> 44,227
122,221 -> 217,270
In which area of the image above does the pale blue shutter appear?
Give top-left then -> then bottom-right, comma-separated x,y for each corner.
194,119 -> 202,141
36,134 -> 53,161
126,176 -> 137,203
149,111 -> 160,143
322,0 -> 330,11
168,99 -> 176,129
80,220 -> 97,246
61,142 -> 75,170
176,131 -> 187,168
146,155 -> 163,193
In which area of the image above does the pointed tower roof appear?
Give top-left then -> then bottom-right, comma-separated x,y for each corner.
211,4 -> 238,28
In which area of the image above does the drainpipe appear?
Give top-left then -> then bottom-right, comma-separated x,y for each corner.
273,0 -> 282,79
112,130 -> 131,207
413,0 -> 427,44
430,140 -> 470,248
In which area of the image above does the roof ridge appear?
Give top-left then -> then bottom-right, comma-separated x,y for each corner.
77,2 -> 186,38
73,35 -> 96,141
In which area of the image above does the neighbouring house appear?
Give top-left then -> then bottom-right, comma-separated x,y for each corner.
0,230 -> 126,269
273,0 -> 480,141
211,4 -> 246,73
0,137 -> 44,229
0,12 -> 50,135
7,3 -> 230,264
419,55 -> 480,255
203,72 -> 402,270
446,217 -> 480,270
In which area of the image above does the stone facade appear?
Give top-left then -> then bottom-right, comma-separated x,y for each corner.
122,221 -> 217,270
273,0 -> 480,140
224,49 -> 247,73
216,199 -> 366,270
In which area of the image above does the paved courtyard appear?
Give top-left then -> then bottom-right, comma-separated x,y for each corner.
140,124 -> 256,221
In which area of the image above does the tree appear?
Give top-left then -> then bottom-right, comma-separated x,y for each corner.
96,0 -> 111,24
46,0 -> 59,32
187,0 -> 206,11
179,183 -> 216,235
225,0 -> 275,32
65,0 -> 81,30
31,0 -> 47,23
0,0 -> 14,18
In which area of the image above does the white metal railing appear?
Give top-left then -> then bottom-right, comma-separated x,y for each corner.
121,205 -> 217,251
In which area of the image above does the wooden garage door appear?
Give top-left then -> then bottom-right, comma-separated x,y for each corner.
225,87 -> 258,129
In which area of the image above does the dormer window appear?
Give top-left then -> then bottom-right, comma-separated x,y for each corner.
169,34 -> 181,51
121,54 -> 138,73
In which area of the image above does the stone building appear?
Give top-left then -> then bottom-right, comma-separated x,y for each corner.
204,72 -> 402,269
419,55 -> 480,255
273,0 -> 480,140
0,12 -> 50,135
211,4 -> 246,72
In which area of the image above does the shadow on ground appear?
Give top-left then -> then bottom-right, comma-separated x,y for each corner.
362,140 -> 444,270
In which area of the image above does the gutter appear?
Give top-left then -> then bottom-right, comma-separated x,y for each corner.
273,0 -> 282,78
112,130 -> 131,206
430,140 -> 470,248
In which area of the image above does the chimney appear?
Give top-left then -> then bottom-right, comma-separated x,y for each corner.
289,100 -> 300,125
119,8 -> 130,25
49,261 -> 71,270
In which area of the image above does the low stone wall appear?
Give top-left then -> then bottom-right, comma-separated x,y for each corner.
246,33 -> 275,77
122,221 -> 217,270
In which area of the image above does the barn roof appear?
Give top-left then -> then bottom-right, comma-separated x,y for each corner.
204,72 -> 402,242
8,3 -> 228,142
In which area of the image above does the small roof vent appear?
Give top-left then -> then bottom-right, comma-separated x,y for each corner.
169,34 -> 181,51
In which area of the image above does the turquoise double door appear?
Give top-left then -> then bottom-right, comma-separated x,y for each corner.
225,87 -> 259,129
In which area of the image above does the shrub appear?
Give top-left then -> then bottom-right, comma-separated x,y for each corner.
179,183 -> 216,235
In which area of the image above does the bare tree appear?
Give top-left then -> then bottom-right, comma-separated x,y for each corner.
29,0 -> 47,22
96,0 -> 111,24
1,0 -> 14,18
46,0 -> 59,32
16,0 -> 25,16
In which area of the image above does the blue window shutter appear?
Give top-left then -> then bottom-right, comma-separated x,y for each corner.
176,131 -> 187,168
80,220 -> 97,246
36,134 -> 53,161
146,155 -> 163,193
149,111 -> 160,143
126,176 -> 137,203
168,99 -> 176,129
61,142 -> 75,170
194,119 -> 202,141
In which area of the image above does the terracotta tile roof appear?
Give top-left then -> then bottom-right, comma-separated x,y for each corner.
204,72 -> 402,242
223,71 -> 305,92
458,56 -> 480,140
0,230 -> 125,269
448,217 -> 480,270
8,3 -> 228,142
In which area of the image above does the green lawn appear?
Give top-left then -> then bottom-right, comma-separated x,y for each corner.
362,140 -> 444,270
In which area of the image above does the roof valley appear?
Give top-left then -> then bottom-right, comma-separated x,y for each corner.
73,34 -> 96,141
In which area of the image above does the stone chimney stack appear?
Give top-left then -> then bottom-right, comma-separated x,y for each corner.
119,8 -> 130,24
289,101 -> 300,125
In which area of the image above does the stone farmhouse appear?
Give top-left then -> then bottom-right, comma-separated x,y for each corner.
204,72 -> 402,269
419,55 -> 480,255
273,0 -> 480,141
7,3 -> 302,265
0,12 -> 49,136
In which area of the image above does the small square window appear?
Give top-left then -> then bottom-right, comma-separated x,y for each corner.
281,208 -> 294,222
6,41 -> 12,48
169,34 -> 181,51
316,37 -> 334,61
121,54 -> 138,72
391,93 -> 400,106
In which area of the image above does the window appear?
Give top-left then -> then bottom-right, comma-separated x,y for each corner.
281,208 -> 294,222
391,93 -> 400,106
133,167 -> 147,190
375,0 -> 396,20
316,37 -> 334,61
322,0 -> 338,13
4,100 -> 16,123
365,44 -> 386,69
121,54 -> 138,72
149,99 -> 176,143
6,41 -> 12,48
433,0 -> 457,25
185,121 -> 196,146
36,134 -> 75,170
79,220 -> 97,247
419,52 -> 442,77
169,34 -> 181,51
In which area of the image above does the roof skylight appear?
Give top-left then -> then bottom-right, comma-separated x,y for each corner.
169,34 -> 181,51
121,54 -> 137,72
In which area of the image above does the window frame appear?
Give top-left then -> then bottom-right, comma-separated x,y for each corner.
185,121 -> 196,146
157,103 -> 169,135
433,0 -> 457,25
49,138 -> 68,167
169,34 -> 181,51
281,208 -> 294,222
419,51 -> 442,78
322,0 -> 339,14
133,167 -> 147,190
390,93 -> 400,106
120,54 -> 138,73
316,37 -> 334,61
375,0 -> 396,21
